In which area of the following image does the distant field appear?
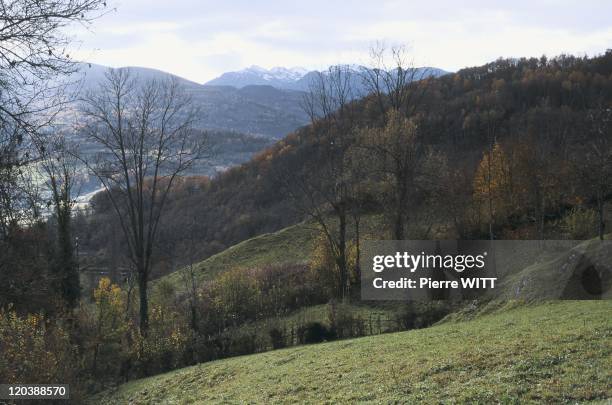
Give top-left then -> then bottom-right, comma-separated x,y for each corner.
91,300 -> 612,404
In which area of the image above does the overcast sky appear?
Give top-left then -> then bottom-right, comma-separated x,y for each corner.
71,0 -> 612,83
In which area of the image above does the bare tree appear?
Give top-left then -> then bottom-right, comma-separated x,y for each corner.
35,131 -> 82,307
359,44 -> 433,239
0,1 -> 106,299
361,43 -> 431,118
483,109 -> 504,240
80,68 -> 207,333
0,0 -> 106,166
279,65 -> 359,300
178,222 -> 201,334
576,106 -> 612,240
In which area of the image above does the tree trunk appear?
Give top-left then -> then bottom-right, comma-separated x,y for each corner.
598,193 -> 605,241
354,214 -> 361,281
394,175 -> 408,240
189,281 -> 198,333
487,141 -> 494,241
190,302 -> 198,332
338,211 -> 348,301
534,181 -> 545,240
138,269 -> 149,334
56,205 -> 79,308
394,212 -> 404,240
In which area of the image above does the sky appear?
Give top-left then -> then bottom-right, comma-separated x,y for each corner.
70,0 -> 612,84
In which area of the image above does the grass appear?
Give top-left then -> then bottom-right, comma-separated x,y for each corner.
160,222 -> 318,288
136,224 -> 611,403
91,300 -> 612,404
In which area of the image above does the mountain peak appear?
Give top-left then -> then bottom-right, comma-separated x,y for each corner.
205,65 -> 449,91
246,65 -> 267,72
205,65 -> 310,89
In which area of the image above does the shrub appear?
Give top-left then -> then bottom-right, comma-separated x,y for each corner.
268,326 -> 286,349
0,309 -> 82,398
328,302 -> 359,339
396,302 -> 451,330
88,278 -> 128,379
298,322 -> 330,344
558,207 -> 597,239
310,233 -> 340,298
213,268 -> 259,325
256,264 -> 325,316
229,333 -> 258,355
396,303 -> 419,329
133,300 -> 193,378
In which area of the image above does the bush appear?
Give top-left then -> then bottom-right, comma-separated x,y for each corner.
229,333 -> 258,355
223,329 -> 260,356
396,303 -> 419,329
298,322 -> 330,344
256,264 -> 326,316
559,207 -> 597,239
310,233 -> 340,298
328,302 -> 360,339
213,268 -> 259,324
0,309 -> 82,398
311,234 -> 362,299
133,301 -> 192,378
396,302 -> 451,330
80,277 -> 129,385
268,326 -> 286,349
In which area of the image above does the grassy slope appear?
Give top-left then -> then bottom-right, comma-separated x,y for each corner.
92,300 -> 612,404
160,222 -> 318,288
159,214 -> 385,289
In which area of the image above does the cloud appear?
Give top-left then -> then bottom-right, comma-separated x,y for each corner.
69,0 -> 612,83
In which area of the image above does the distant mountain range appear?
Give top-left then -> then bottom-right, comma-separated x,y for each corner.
72,64 -> 309,139
74,64 -> 449,139
204,65 -> 449,92
65,62 -> 448,195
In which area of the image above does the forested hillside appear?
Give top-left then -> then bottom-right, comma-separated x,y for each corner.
79,51 -> 612,278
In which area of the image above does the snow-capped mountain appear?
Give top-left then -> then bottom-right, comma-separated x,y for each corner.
204,65 -> 449,92
204,65 -> 310,89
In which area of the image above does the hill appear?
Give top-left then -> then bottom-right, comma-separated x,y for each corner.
160,221 -> 318,287
90,300 -> 612,404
